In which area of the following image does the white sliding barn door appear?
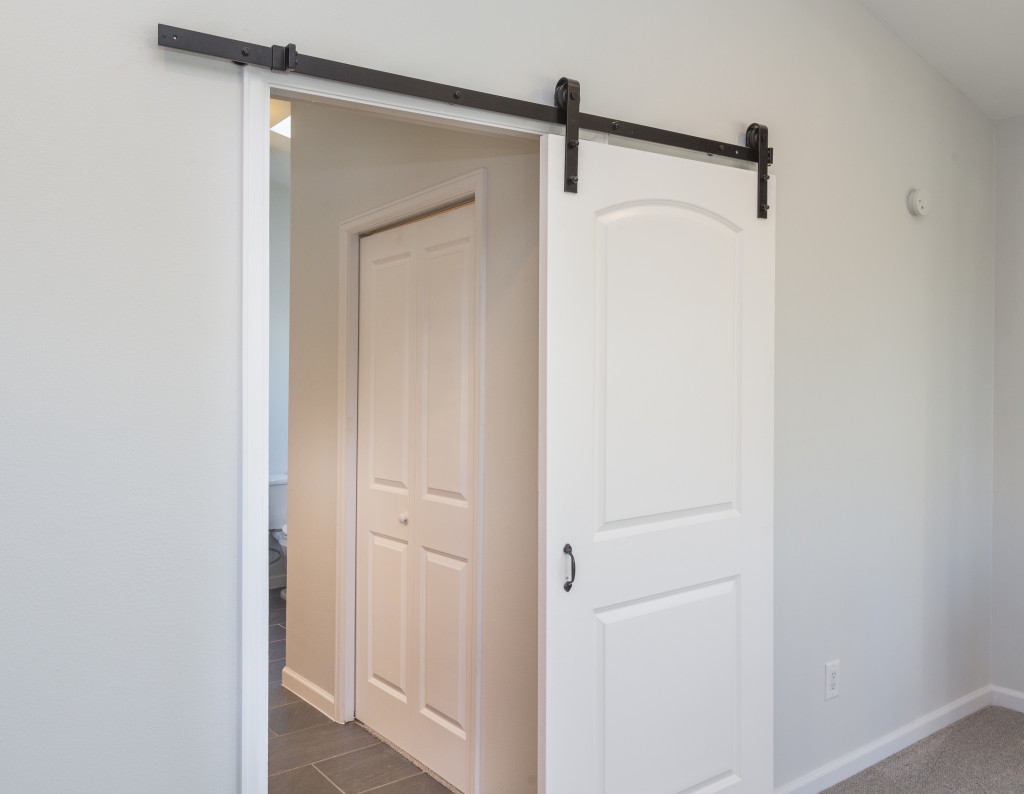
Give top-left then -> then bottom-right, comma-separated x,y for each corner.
540,135 -> 775,794
356,203 -> 478,793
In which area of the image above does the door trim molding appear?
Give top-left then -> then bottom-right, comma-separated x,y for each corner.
337,171 -> 487,794
242,64 -> 539,794
240,65 -> 271,794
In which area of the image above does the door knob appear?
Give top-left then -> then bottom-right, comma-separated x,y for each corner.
399,513 -> 409,526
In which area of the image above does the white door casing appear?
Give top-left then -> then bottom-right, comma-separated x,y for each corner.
356,203 -> 479,793
540,135 -> 775,793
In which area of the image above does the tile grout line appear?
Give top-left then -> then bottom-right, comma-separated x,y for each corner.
268,694 -> 302,708
353,721 -> 461,793
311,764 -> 347,793
268,710 -> 332,736
268,700 -> 317,715
358,771 -> 429,793
268,741 -> 382,777
312,741 -> 428,793
268,716 -> 337,740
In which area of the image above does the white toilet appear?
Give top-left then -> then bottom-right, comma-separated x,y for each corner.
272,525 -> 287,600
269,478 -> 288,596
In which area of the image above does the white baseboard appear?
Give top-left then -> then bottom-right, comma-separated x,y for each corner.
281,667 -> 337,721
775,685 -> 993,794
992,685 -> 1024,713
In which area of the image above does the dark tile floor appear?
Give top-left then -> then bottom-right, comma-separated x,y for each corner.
268,588 -> 452,794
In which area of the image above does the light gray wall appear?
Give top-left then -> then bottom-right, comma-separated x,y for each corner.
0,1 -> 994,791
269,144 -> 291,484
287,103 -> 539,792
993,116 -> 1024,693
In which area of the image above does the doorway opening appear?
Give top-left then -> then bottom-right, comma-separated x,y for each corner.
267,97 -> 540,794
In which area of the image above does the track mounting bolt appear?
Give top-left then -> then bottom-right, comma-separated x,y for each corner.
453,90 -> 462,99
611,121 -> 620,131
761,174 -> 770,181
761,204 -> 770,211
569,176 -> 579,184
242,47 -> 251,56
568,139 -> 579,149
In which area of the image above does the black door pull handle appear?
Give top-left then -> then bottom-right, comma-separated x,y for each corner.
563,544 -> 576,592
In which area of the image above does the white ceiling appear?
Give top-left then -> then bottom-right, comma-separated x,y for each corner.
857,0 -> 1024,120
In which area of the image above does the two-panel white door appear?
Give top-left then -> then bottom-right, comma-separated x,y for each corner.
541,135 -> 775,793
356,203 -> 477,793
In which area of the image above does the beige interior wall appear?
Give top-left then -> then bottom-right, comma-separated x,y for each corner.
287,102 -> 540,792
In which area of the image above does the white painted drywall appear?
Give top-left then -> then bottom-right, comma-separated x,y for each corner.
0,1 -> 994,791
993,116 -> 1024,694
286,104 -> 539,792
269,143 -> 290,485
856,0 -> 1024,120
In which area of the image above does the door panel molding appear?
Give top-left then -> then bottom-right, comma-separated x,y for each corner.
540,134 -> 775,793
346,173 -> 486,794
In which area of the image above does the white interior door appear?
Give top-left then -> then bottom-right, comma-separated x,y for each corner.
540,135 -> 775,794
356,202 -> 478,793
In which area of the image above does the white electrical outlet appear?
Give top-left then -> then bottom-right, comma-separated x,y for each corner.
825,659 -> 840,700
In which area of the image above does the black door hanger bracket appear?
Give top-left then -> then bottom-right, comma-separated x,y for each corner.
555,77 -> 581,194
158,24 -> 772,217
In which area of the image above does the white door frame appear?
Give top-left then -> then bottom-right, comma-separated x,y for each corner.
341,173 -> 487,793
241,66 -> 560,794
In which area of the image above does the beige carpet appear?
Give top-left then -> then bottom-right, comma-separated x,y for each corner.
823,706 -> 1024,793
